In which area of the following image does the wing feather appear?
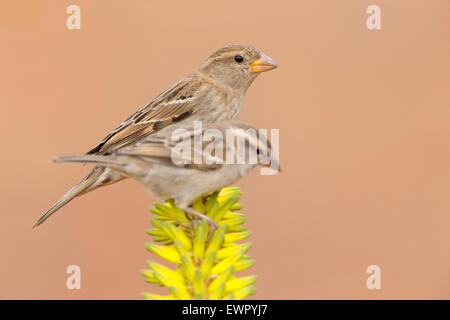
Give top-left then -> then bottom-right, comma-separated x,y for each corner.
87,75 -> 203,154
116,126 -> 228,171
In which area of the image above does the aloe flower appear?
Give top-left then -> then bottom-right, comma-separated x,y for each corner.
141,187 -> 257,300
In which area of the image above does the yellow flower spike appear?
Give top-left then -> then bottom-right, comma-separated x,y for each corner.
192,196 -> 204,213
208,266 -> 234,294
206,201 -> 219,219
216,191 -> 239,205
211,247 -> 246,275
193,220 -> 207,261
146,261 -> 186,288
227,225 -> 247,233
219,187 -> 242,196
180,255 -> 196,283
153,215 -> 172,222
171,240 -> 195,283
142,187 -> 256,300
172,239 -> 189,257
223,293 -> 236,300
233,258 -> 256,272
217,242 -> 252,260
142,293 -> 175,300
149,221 -> 174,244
204,225 -> 228,258
207,191 -> 234,221
209,281 -> 226,300
224,231 -> 251,243
233,285 -> 256,300
213,197 -> 239,222
230,203 -> 243,210
200,250 -> 216,278
144,243 -> 181,264
153,202 -> 177,220
150,219 -> 168,234
204,191 -> 219,212
211,195 -> 234,216
164,222 -> 192,251
225,275 -> 258,294
140,269 -> 158,283
218,215 -> 246,227
146,228 -> 167,238
150,205 -> 175,218
152,236 -> 171,243
168,285 -> 192,300
193,268 -> 206,298
150,207 -> 165,217
224,211 -> 246,220
147,229 -> 171,242
166,199 -> 190,223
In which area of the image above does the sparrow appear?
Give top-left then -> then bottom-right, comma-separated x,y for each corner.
52,121 -> 280,235
35,45 -> 278,227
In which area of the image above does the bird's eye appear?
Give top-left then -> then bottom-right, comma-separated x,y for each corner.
234,55 -> 244,63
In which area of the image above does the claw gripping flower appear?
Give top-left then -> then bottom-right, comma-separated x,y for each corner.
141,187 -> 257,300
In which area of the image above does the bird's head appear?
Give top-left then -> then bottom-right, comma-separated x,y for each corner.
199,44 -> 278,92
218,122 -> 281,173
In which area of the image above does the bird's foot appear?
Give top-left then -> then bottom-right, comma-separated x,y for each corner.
185,207 -> 219,241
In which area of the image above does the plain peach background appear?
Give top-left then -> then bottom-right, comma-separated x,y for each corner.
1,0 -> 449,299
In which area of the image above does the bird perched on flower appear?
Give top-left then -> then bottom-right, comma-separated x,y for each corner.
51,121 -> 280,235
35,45 -> 278,227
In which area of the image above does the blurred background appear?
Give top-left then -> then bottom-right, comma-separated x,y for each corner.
1,0 -> 449,299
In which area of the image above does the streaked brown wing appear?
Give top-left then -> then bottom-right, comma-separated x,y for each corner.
116,126 -> 227,171
87,75 -> 204,155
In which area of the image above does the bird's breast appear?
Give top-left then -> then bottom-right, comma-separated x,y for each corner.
197,89 -> 243,123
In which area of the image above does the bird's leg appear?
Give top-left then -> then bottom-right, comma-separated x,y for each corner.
185,207 -> 219,241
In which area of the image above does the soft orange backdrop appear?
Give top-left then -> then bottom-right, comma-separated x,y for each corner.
1,0 -> 449,299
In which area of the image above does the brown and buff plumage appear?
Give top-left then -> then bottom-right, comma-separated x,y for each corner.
52,121 -> 280,235
35,44 -> 277,227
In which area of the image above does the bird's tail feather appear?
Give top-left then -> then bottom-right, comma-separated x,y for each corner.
53,154 -> 127,168
33,155 -> 126,228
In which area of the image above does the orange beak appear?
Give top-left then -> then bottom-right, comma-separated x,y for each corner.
251,53 -> 278,73
260,156 -> 281,172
